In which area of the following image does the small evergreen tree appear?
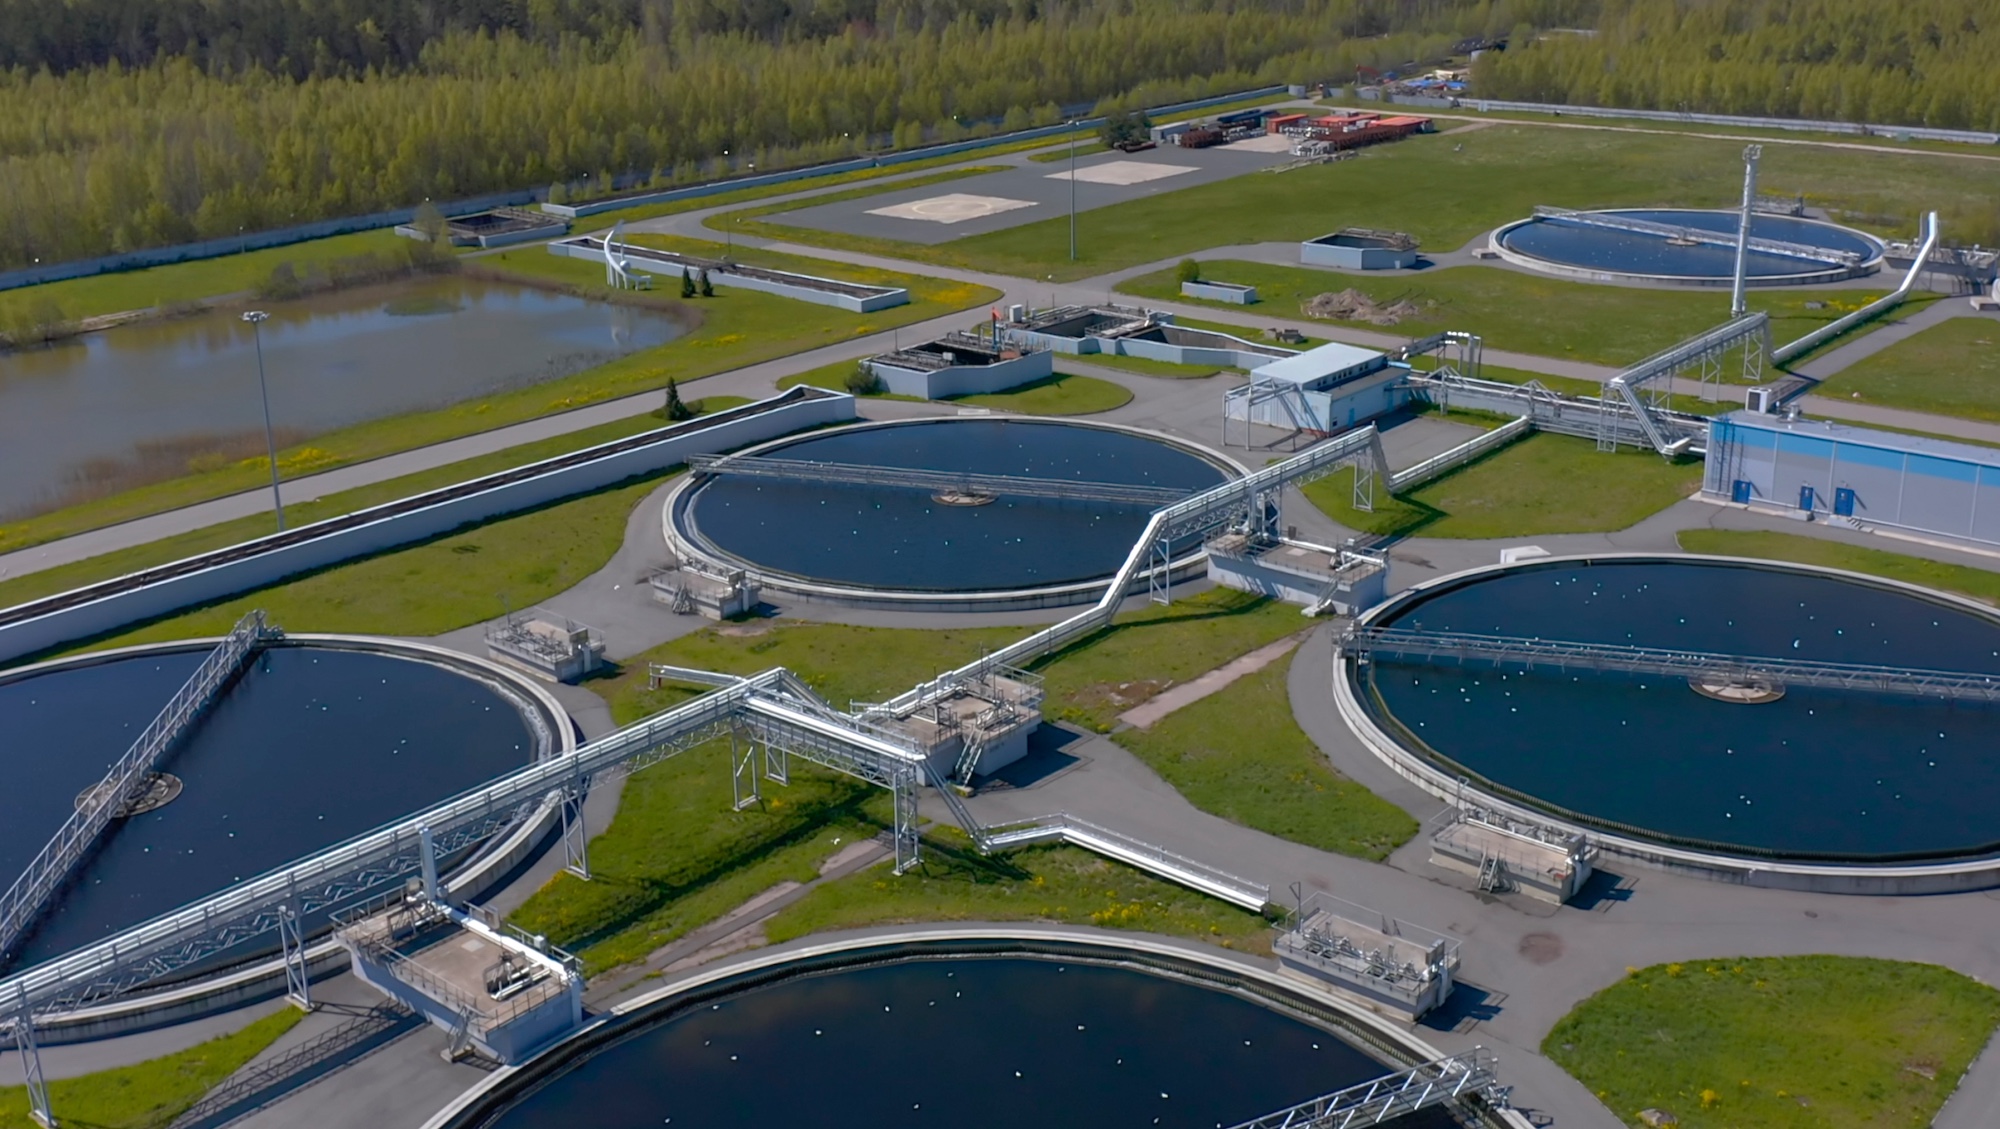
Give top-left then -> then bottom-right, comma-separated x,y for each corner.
679,268 -> 696,298
664,378 -> 694,421
1176,258 -> 1201,284
844,362 -> 884,395
697,268 -> 713,297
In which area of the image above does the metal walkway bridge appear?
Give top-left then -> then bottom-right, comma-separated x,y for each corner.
0,428 -> 1406,1026
1225,1048 -> 1504,1129
1533,206 -> 1866,266
1407,371 -> 1710,454
1342,626 -> 2000,703
1602,313 -> 1768,454
686,453 -> 1189,506
0,611 -> 272,965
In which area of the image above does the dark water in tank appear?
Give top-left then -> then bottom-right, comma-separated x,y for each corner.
1499,209 -> 1880,279
0,645 -> 539,967
685,420 -> 1229,592
484,957 -> 1467,1129
1370,559 -> 2000,859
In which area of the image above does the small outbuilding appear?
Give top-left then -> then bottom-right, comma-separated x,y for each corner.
1302,228 -> 1421,270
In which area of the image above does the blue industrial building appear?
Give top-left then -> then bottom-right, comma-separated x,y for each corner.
1704,412 -> 2000,546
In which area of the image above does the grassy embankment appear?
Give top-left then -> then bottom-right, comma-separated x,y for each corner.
1815,319 -> 2000,422
1302,430 -> 1704,539
0,248 -> 995,557
1546,956 -> 2000,1129
1115,649 -> 1417,859
773,356 -> 1132,414
709,125 -> 1995,283
511,589 -> 1319,971
1676,529 -> 2000,606
1118,259 -> 1937,368
34,468 -> 677,660
0,1009 -> 302,1129
0,399 -> 746,616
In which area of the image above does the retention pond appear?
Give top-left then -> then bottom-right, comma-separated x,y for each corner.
0,275 -> 688,520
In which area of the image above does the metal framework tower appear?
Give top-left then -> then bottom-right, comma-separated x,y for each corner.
12,985 -> 52,1128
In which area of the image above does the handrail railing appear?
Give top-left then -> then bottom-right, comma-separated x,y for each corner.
1223,1048 -> 1504,1129
1344,626 -> 2000,702
0,611 -> 270,963
688,453 -> 1189,506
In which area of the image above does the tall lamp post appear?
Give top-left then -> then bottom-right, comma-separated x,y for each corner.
1068,123 -> 1079,262
241,310 -> 286,531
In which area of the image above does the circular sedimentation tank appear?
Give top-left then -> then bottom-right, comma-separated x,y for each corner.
668,418 -> 1236,608
0,638 -> 562,975
1342,556 -> 2000,886
1492,208 -> 1883,285
437,941 -> 1472,1129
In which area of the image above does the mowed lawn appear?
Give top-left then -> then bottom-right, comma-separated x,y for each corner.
1816,318 -> 2000,422
733,125 -> 1994,281
1676,529 -> 2000,606
1303,429 -> 1704,539
1119,260 -> 1926,367
1546,956 -> 2000,1129
1115,648 -> 1417,860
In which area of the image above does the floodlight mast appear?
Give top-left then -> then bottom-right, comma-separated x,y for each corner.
1729,144 -> 1762,318
241,310 -> 285,532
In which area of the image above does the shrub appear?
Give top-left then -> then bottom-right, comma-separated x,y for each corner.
1176,258 -> 1201,284
844,363 -> 885,395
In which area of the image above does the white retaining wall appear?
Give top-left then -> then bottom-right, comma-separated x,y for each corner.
870,350 -> 1052,399
0,392 -> 856,665
547,240 -> 907,313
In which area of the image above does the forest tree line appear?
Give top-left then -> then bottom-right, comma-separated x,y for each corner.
2,0 -> 1527,270
1473,0 -> 2000,132
0,0 -> 1992,273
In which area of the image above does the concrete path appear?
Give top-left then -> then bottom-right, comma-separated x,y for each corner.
1116,631 -> 1305,729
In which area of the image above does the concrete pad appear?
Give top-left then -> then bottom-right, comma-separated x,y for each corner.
865,193 -> 1037,224
1044,160 -> 1196,186
1221,133 -> 1297,154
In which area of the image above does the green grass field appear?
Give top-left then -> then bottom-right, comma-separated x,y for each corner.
776,359 -> 1131,413
0,249 -> 994,557
514,591 -> 1301,970
1115,649 -> 1417,859
1675,530 -> 2000,605
766,836 -> 1272,950
0,230 -> 413,325
0,1008 -> 303,1129
956,372 -> 1131,414
721,124 -> 1994,281
1302,430 -> 1704,539
1815,318 -> 2000,422
1545,956 -> 2000,1129
509,741 -> 885,973
1119,260 -> 1927,367
46,470 -> 670,660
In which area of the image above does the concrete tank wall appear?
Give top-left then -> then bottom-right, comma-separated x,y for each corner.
0,393 -> 856,665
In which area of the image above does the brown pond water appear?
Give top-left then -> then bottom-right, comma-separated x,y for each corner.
0,276 -> 689,520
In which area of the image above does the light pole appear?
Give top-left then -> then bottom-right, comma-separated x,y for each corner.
1068,123 -> 1079,262
241,310 -> 286,531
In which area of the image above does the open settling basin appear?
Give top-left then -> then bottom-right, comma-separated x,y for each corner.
667,418 -> 1237,610
1341,555 -> 2000,892
433,938 -> 1479,1129
0,637 -> 564,1023
1493,208 -> 1883,286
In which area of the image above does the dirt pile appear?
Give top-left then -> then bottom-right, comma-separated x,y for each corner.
1302,288 -> 1422,326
